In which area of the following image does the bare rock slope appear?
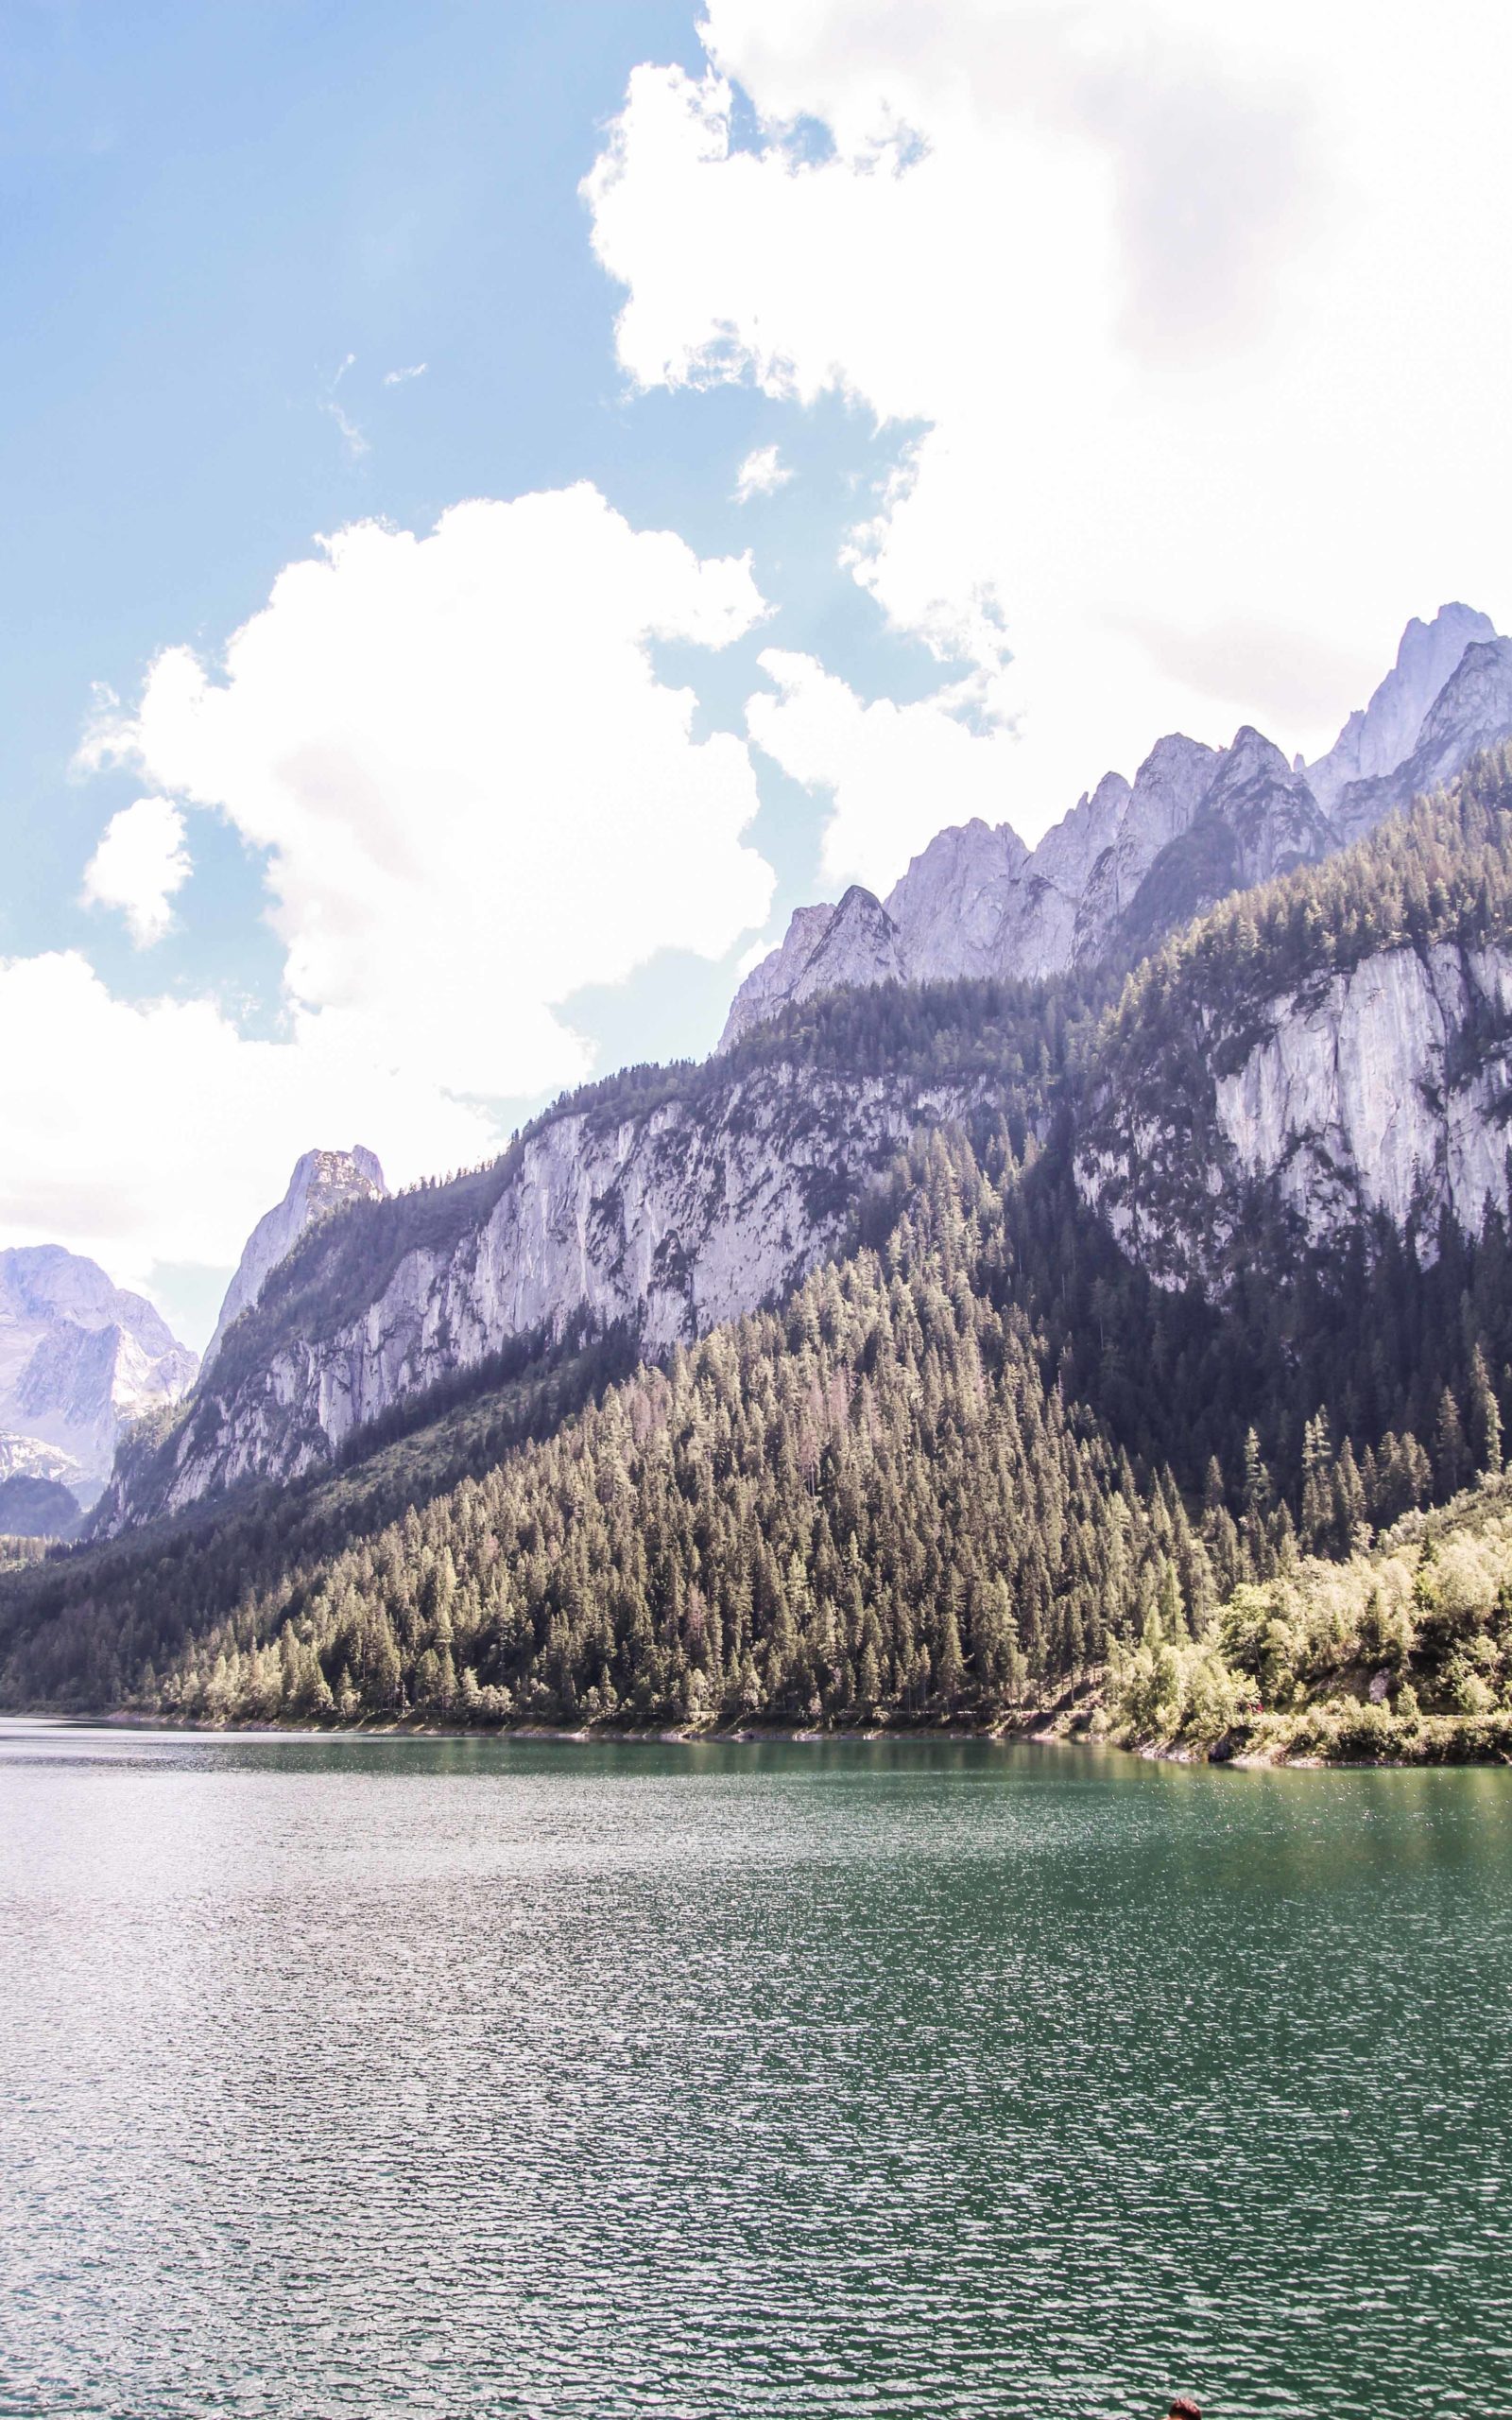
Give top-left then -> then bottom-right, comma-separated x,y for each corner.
0,1248 -> 198,1502
204,1146 -> 387,1369
722,606 -> 1508,1045
95,1064 -> 982,1530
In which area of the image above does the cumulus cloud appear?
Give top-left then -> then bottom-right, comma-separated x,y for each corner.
733,443 -> 793,502
85,484 -> 772,1103
588,0 -> 1512,843
748,650 -> 1024,894
1,483 -> 775,1325
0,950 -> 492,1311
80,797 -> 191,945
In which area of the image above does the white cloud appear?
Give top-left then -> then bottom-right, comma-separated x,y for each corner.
80,797 -> 191,946
85,484 -> 772,1103
749,648 -> 1023,894
0,949 -> 491,1323
75,484 -> 764,1089
0,483 -> 776,1335
322,353 -> 369,458
588,0 -> 1512,845
383,363 -> 428,386
733,442 -> 793,502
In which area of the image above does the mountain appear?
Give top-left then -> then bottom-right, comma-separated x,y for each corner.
92,1044 -> 1020,1533
0,1433 -> 90,1543
1076,753 -> 1512,1291
88,722 -> 1512,1547
1306,603 -> 1497,814
204,1146 -> 387,1369
11,683 -> 1512,1757
722,604 -> 1507,1043
0,1473 -> 81,1540
1328,638 -> 1512,844
0,1247 -> 198,1512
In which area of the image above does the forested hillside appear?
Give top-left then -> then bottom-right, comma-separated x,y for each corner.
1109,1471 -> 1512,1763
6,1117 -> 1512,1743
9,758 -> 1512,1754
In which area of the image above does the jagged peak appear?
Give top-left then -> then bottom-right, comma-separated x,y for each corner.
1309,602 -> 1499,813
719,603 -> 1512,1041
203,1144 -> 388,1371
833,882 -> 892,921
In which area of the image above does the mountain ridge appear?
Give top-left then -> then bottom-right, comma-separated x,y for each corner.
722,605 -> 1507,1044
0,1246 -> 198,1523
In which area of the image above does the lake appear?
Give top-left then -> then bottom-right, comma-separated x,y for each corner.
0,1722 -> 1507,2418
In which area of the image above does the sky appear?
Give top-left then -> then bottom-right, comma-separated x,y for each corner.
4,0 -> 1511,1347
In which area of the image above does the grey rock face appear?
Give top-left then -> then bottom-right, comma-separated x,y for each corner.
885,819 -> 1028,981
1330,639 -> 1512,843
1076,941 -> 1512,1291
96,1067 -> 983,1530
0,1246 -> 198,1494
204,1146 -> 387,1369
720,888 -> 906,1046
721,608 -> 1508,1042
1307,603 -> 1497,815
1214,943 -> 1512,1240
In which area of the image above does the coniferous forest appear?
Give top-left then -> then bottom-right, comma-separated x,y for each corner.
8,763 -> 1512,1758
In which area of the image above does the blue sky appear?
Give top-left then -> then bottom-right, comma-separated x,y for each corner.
4,1 -> 1510,1342
2,1 -> 898,1043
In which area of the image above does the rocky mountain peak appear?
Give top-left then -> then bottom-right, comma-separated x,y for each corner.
1308,601 -> 1498,814
203,1146 -> 388,1370
0,1245 -> 198,1506
719,606 -> 1508,1042
885,817 -> 1029,982
719,886 -> 905,1047
1329,635 -> 1512,845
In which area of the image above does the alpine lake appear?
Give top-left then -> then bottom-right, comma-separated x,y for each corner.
1,1720 -> 1507,2418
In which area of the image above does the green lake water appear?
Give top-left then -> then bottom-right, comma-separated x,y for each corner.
0,1720 -> 1507,2418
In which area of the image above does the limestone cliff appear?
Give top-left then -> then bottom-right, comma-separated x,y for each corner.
1077,936 -> 1512,1292
94,1063 -> 983,1530
204,1146 -> 387,1369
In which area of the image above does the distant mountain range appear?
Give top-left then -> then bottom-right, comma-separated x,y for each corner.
0,1152 -> 383,1536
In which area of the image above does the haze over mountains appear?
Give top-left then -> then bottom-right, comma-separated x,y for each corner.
0,1249 -> 198,1530
0,1154 -> 385,1535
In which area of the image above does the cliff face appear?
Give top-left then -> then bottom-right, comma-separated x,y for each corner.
94,1064 -> 980,1530
1214,943 -> 1512,1240
204,1146 -> 387,1368
0,1247 -> 198,1497
1330,639 -> 1512,845
1077,940 -> 1512,1292
721,607 -> 1507,1045
1306,604 -> 1497,813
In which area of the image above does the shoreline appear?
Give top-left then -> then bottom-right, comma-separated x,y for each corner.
9,1702 -> 1508,1770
